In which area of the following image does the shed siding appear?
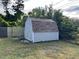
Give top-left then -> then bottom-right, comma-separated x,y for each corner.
24,18 -> 33,41
33,32 -> 59,42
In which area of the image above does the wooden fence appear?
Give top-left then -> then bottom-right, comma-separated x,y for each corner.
0,27 -> 7,37
0,27 -> 24,38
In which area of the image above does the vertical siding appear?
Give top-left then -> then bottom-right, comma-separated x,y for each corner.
33,32 -> 59,42
24,18 -> 33,41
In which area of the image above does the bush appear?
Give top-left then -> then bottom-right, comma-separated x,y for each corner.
60,19 -> 77,39
53,10 -> 78,40
0,16 -> 9,27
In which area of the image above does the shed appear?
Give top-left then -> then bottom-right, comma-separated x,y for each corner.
24,17 -> 59,43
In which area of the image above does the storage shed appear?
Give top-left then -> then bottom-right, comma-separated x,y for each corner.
24,17 -> 59,43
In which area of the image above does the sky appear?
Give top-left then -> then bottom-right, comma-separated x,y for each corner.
0,0 -> 79,18
24,0 -> 79,18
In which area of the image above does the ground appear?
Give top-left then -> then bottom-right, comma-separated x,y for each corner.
0,38 -> 79,59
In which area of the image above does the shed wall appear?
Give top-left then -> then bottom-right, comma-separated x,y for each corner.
24,18 -> 33,41
33,32 -> 59,42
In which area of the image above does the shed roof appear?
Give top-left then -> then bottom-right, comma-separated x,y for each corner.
29,17 -> 59,32
30,18 -> 54,22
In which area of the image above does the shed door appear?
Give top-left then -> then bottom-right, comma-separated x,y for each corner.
0,27 -> 7,37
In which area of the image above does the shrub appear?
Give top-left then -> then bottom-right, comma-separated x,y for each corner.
53,10 -> 78,40
0,16 -> 9,27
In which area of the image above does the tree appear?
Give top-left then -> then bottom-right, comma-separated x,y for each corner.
53,10 -> 78,39
12,0 -> 24,12
28,4 -> 54,19
30,7 -> 43,17
47,4 -> 53,19
0,0 -> 25,26
12,0 -> 24,20
0,15 -> 9,27
1,0 -> 24,21
1,0 -> 10,15
1,0 -> 10,11
53,10 -> 63,27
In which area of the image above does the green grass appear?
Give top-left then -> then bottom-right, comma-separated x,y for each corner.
0,38 -> 79,59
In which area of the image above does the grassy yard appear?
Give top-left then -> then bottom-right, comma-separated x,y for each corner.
0,38 -> 79,59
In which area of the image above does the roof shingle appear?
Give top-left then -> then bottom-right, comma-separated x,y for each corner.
29,18 -> 58,32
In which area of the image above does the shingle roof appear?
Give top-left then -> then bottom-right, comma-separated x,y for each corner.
30,18 -> 54,22
29,18 -> 58,32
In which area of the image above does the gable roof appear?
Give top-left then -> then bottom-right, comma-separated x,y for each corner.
28,17 -> 59,32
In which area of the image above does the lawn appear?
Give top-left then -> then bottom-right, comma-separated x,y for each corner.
0,38 -> 79,59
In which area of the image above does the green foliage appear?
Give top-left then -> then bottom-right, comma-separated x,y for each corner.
14,10 -> 24,20
53,10 -> 63,25
5,11 -> 17,21
47,4 -> 53,19
1,0 -> 24,27
0,13 -> 25,27
29,7 -> 45,18
28,4 -> 53,19
0,16 -> 9,27
53,10 -> 78,39
60,19 -> 77,39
